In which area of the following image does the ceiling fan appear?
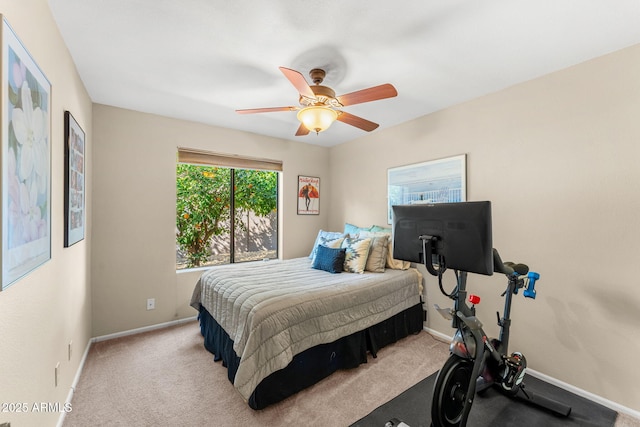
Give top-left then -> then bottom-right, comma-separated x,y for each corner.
236,67 -> 398,136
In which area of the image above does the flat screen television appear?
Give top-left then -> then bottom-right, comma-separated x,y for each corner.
391,201 -> 493,276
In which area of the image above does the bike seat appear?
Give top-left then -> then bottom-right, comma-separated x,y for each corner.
493,249 -> 529,275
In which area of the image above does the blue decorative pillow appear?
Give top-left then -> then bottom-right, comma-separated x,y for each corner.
343,223 -> 372,235
312,245 -> 346,274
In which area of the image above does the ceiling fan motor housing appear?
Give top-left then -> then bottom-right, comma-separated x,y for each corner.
300,85 -> 339,107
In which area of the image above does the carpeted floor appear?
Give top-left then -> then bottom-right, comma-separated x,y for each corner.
63,320 -> 640,427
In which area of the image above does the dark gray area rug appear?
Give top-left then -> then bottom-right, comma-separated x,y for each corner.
351,372 -> 617,427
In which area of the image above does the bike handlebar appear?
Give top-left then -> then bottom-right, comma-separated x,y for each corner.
493,249 -> 528,276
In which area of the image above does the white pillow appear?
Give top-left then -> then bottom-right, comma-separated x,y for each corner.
341,237 -> 372,274
358,235 -> 388,273
359,230 -> 410,270
309,230 -> 346,260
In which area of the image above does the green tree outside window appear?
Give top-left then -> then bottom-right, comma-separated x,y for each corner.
176,164 -> 277,269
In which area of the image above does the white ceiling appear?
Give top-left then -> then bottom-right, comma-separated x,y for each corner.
49,0 -> 640,147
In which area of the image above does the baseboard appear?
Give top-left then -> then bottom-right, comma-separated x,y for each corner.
423,326 -> 640,421
56,336 -> 92,427
93,316 -> 197,342
423,325 -> 453,343
525,368 -> 640,420
56,316 -> 197,427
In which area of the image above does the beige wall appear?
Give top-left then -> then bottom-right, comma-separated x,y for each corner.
91,105 -> 330,336
0,1 -> 93,426
328,44 -> 640,412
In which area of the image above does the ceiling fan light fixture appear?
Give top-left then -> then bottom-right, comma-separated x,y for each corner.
297,106 -> 338,134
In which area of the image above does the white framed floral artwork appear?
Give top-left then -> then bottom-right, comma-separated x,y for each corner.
1,16 -> 51,290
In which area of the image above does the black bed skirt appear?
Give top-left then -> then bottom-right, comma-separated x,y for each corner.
198,302 -> 424,410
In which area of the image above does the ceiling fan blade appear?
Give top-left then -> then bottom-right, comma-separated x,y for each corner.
236,106 -> 297,114
295,123 -> 310,136
279,67 -> 316,100
336,83 -> 398,106
336,111 -> 379,132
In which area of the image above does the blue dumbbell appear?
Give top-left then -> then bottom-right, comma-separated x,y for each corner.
524,272 -> 539,299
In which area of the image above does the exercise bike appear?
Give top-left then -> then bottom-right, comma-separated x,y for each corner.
426,244 -> 572,427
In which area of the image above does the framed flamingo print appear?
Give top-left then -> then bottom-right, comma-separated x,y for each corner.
297,175 -> 319,215
1,16 -> 52,290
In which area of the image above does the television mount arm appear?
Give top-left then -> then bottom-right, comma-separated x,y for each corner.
419,235 -> 445,277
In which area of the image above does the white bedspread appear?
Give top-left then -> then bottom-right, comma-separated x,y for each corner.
190,257 -> 422,400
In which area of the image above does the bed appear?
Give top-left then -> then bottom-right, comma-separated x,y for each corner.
190,252 -> 424,409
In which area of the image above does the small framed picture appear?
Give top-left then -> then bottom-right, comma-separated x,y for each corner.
297,175 -> 319,215
64,111 -> 85,247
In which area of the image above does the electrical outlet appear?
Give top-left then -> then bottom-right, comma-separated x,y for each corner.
146,298 -> 155,310
55,362 -> 60,387
68,341 -> 73,361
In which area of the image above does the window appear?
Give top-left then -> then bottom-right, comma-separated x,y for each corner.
176,148 -> 280,270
